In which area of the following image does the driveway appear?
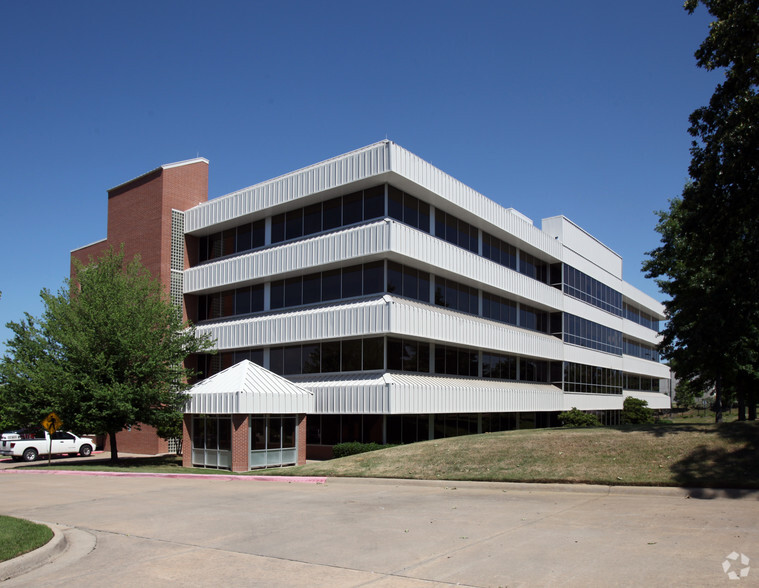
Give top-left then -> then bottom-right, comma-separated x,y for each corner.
0,470 -> 756,587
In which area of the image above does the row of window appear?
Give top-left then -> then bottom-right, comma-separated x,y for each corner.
624,303 -> 660,331
559,362 -> 623,395
271,261 -> 384,309
563,313 -> 624,356
623,338 -> 661,362
197,187 -> 387,263
435,209 -> 479,254
624,374 -> 660,392
388,186 -> 431,232
271,187 -> 385,244
562,265 -> 624,317
191,415 -> 297,452
305,412 -> 539,446
194,183 -> 556,289
199,339 -> 653,392
194,260 -> 552,335
198,221 -> 266,263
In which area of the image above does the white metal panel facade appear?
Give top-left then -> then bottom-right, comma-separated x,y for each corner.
295,373 -> 562,414
624,391 -> 671,409
185,142 -> 390,233
185,360 -> 314,414
542,216 -> 623,279
290,374 -> 389,414
388,143 -> 562,259
559,247 -> 625,293
562,296 -> 626,331
622,356 -> 671,379
386,374 -> 563,414
388,298 -> 564,360
184,220 -> 563,314
562,393 -> 623,411
184,220 -> 391,293
621,281 -> 666,318
179,141 -> 671,420
194,299 -> 390,350
623,319 -> 662,347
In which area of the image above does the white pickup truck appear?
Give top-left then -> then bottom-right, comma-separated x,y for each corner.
0,428 -> 95,462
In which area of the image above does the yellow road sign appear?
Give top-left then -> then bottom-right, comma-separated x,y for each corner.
42,412 -> 63,434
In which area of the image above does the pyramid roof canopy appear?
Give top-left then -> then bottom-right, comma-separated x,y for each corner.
185,360 -> 313,415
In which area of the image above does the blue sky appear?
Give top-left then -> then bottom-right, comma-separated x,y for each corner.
0,1 -> 717,351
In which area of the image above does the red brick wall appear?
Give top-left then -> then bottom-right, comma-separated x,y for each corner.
182,415 -> 192,468
101,424 -> 170,455
105,160 -> 208,295
297,415 -> 307,465
230,414 -> 249,472
71,159 -> 210,457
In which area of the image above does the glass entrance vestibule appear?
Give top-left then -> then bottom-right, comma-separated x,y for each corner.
190,414 -> 301,471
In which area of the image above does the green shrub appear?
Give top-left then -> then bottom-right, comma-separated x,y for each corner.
558,408 -> 602,428
622,397 -> 654,424
332,442 -> 396,459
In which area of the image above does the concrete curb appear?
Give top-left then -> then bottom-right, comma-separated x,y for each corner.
0,468 -> 327,484
0,522 -> 67,582
322,476 -> 759,499
2,468 -> 755,500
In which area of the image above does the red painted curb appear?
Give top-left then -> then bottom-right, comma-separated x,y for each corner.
0,469 -> 326,484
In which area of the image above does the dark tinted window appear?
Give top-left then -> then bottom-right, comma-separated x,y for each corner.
342,265 -> 362,298
363,186 -> 385,219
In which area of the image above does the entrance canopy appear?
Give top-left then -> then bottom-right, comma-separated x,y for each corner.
185,360 -> 314,415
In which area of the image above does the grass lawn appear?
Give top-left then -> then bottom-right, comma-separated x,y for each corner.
0,516 -> 53,562
275,421 -> 759,488
11,420 -> 758,489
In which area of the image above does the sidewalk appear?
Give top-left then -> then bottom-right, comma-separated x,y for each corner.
1,468 -> 756,587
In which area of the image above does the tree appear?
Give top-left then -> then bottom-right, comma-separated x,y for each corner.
643,0 -> 759,422
0,248 -> 214,461
621,397 -> 654,425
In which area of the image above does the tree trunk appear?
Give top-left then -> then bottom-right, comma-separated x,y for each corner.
109,431 -> 119,462
749,387 -> 757,421
714,377 -> 723,423
737,394 -> 746,421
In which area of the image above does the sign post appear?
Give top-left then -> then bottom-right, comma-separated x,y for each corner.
41,413 -> 63,466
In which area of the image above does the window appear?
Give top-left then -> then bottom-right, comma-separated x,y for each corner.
563,265 -> 623,316
435,277 -> 477,314
388,187 -> 431,233
519,252 -> 548,283
564,314 -> 623,355
387,338 -> 429,373
519,303 -> 548,333
434,344 -> 478,377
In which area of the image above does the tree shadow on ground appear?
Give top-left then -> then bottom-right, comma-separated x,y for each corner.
610,423 -> 713,437
669,422 -> 759,498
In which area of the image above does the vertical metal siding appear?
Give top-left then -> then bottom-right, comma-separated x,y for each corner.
388,143 -> 562,259
185,142 -> 390,232
184,221 -> 562,314
194,299 -> 391,349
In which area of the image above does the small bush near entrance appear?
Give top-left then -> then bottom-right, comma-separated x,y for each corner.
558,408 -> 602,428
332,442 -> 398,458
622,397 -> 654,424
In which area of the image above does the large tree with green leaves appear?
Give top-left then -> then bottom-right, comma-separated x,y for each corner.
644,0 -> 759,421
0,248 -> 213,460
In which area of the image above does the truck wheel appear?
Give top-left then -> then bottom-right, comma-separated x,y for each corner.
22,448 -> 38,462
79,445 -> 93,457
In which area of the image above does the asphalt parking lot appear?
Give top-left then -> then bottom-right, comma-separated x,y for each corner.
0,468 -> 756,587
